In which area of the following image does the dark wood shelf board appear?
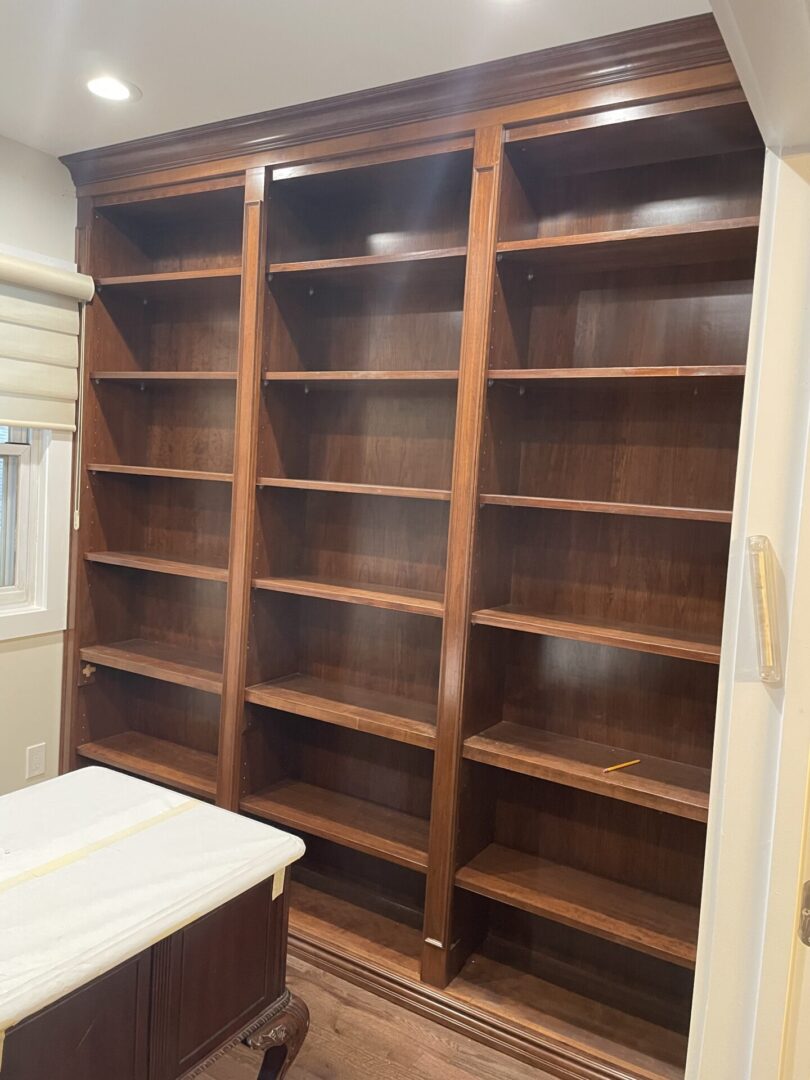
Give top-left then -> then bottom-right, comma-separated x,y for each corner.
463,722 -> 709,821
96,267 -> 242,287
256,477 -> 451,501
447,951 -> 687,1080
80,639 -> 223,695
77,731 -> 218,799
91,370 -> 237,382
241,780 -> 430,872
487,365 -> 746,381
456,843 -> 698,967
252,574 -> 444,617
87,464 -> 233,483
245,673 -> 436,750
263,369 -> 459,383
471,606 -> 721,664
85,550 -> 229,582
268,247 -> 466,276
289,881 -> 422,982
479,493 -> 732,523
495,218 -> 759,270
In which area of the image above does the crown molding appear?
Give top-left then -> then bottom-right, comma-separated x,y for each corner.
62,14 -> 730,187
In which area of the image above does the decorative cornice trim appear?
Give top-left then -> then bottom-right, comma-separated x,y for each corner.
62,14 -> 729,187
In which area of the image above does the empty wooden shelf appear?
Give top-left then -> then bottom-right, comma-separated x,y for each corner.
87,381 -> 236,475
478,493 -> 733,523
268,247 -> 466,275
87,464 -> 233,482
472,508 -> 729,663
78,567 -> 227,690
486,365 -> 746,380
92,181 -> 245,278
74,670 -> 221,799
243,780 -> 430,872
448,948 -> 687,1080
257,477 -> 451,500
263,369 -> 459,382
268,150 -> 472,265
77,731 -> 218,799
85,550 -> 229,582
463,723 -> 709,820
241,712 -> 433,872
92,370 -> 238,382
288,838 -> 426,979
80,639 -> 223,695
457,844 -> 698,966
495,218 -> 759,270
290,879 -> 423,980
87,470 -> 232,570
93,273 -> 241,375
253,576 -> 444,617
247,594 -> 442,739
62,40 -> 764,1080
259,381 -> 457,492
471,606 -> 721,663
246,673 -> 436,749
96,267 -> 242,287
481,379 -> 743,510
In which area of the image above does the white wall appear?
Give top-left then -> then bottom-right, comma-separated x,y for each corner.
0,134 -> 76,264
0,133 -> 76,794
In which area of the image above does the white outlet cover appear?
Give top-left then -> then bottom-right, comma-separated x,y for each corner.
25,743 -> 46,779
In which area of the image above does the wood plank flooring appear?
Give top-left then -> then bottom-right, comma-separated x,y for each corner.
202,956 -> 549,1079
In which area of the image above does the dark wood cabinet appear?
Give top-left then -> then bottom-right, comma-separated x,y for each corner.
1,883 -> 300,1080
61,15 -> 764,1079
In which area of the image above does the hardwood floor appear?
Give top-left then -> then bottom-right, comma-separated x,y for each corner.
202,956 -> 549,1079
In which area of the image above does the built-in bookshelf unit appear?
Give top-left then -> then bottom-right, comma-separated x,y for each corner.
62,20 -> 764,1079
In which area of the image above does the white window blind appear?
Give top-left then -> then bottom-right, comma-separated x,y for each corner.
0,252 -> 94,432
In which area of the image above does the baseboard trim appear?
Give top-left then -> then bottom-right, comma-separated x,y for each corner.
289,929 -> 655,1080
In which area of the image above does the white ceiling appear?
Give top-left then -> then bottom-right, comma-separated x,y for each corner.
0,0 -> 711,159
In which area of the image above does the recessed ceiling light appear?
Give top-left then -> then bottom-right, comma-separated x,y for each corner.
86,76 -> 142,102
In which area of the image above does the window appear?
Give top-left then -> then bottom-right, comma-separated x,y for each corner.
0,426 -> 72,641
0,426 -> 31,590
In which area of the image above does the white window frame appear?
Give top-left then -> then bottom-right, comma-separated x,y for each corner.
0,432 -> 32,595
0,427 -> 71,641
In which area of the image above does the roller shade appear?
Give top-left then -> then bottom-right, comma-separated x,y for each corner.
0,252 -> 94,431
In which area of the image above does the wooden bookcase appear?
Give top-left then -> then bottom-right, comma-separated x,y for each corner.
62,25 -> 764,1080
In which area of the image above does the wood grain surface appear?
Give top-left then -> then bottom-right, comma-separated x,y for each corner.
200,956 -> 547,1080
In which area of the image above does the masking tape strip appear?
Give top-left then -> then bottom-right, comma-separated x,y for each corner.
0,798 -> 293,1067
0,799 -> 196,898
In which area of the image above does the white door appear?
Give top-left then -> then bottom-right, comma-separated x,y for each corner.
686,151 -> 810,1080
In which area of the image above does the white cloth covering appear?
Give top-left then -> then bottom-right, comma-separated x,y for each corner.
0,767 -> 304,1045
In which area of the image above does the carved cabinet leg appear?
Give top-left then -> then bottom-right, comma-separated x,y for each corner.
245,992 -> 310,1080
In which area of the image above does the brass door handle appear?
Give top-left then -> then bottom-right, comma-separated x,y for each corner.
747,535 -> 781,684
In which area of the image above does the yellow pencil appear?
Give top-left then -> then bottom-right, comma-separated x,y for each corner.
603,758 -> 641,774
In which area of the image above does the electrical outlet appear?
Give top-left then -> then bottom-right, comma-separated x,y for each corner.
25,743 -> 46,780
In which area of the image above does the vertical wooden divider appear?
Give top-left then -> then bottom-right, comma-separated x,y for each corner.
217,166 -> 267,810
422,126 -> 504,987
60,197 -> 94,775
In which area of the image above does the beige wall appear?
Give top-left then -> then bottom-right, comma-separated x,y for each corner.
0,134 -> 76,263
0,133 -> 76,794
0,632 -> 66,793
